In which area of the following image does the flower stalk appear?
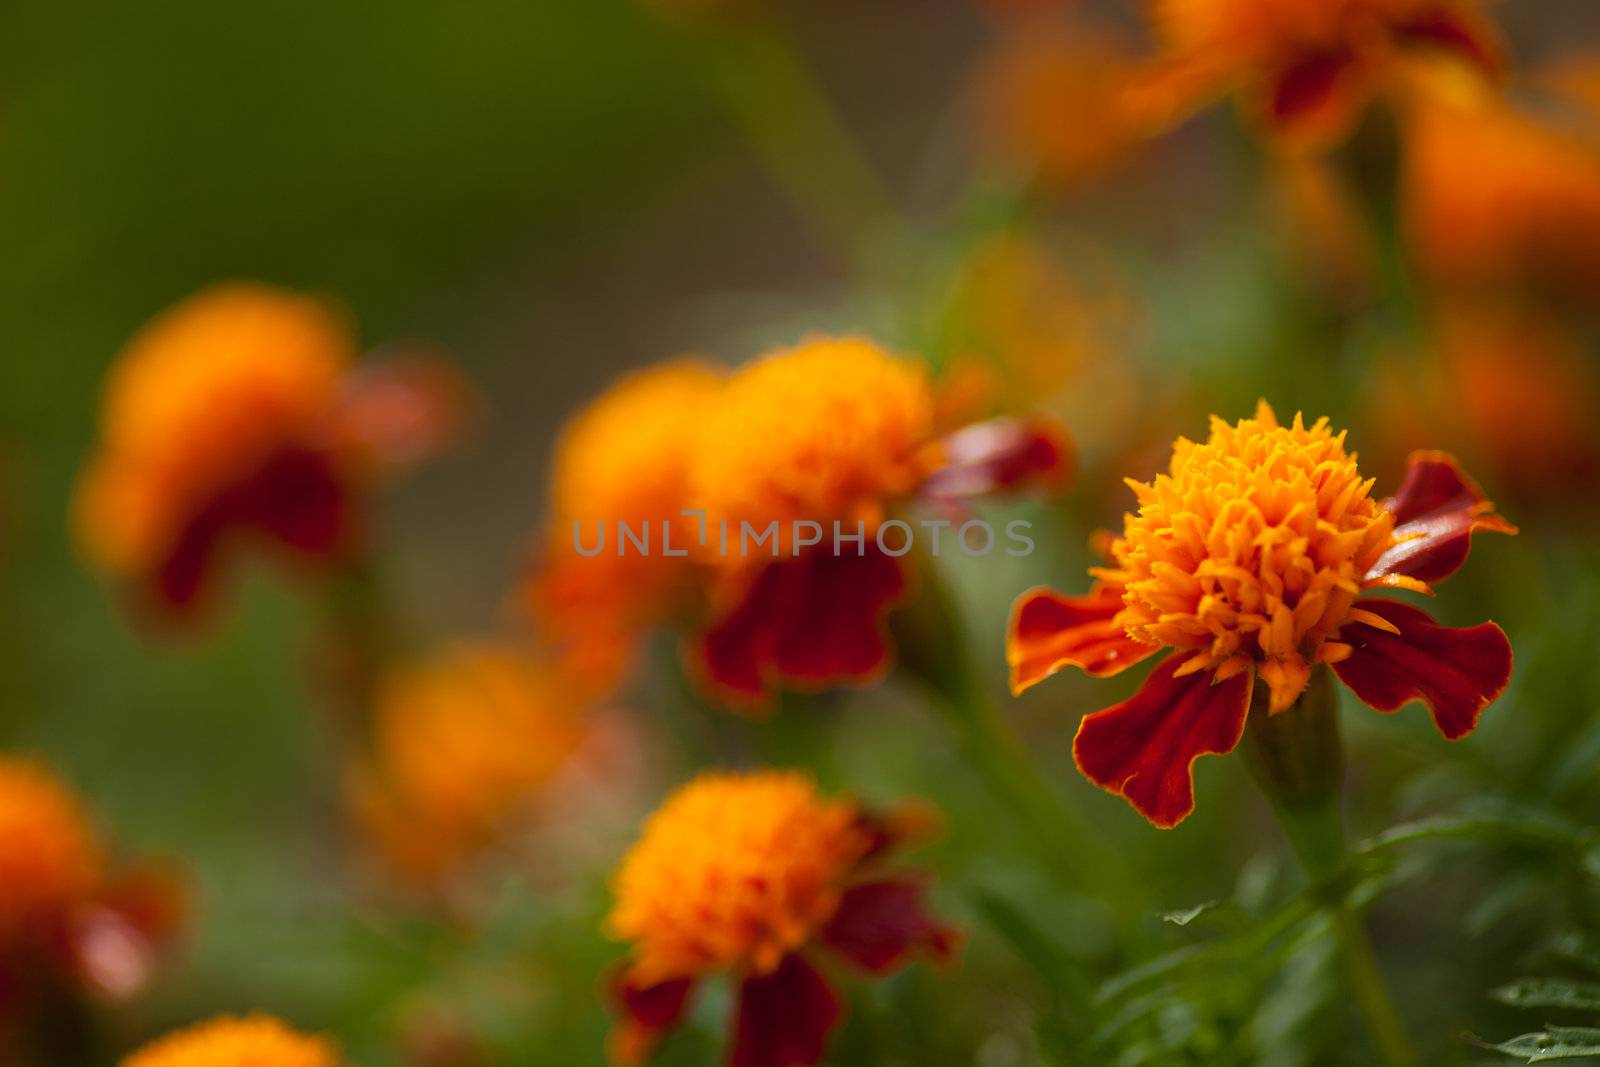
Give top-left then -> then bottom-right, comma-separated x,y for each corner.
1244,665 -> 1418,1067
896,555 -> 1142,913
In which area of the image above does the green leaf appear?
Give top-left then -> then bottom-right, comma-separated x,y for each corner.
1493,978 -> 1600,1012
1475,1025 -> 1600,1062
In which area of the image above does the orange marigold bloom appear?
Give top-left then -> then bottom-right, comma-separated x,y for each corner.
1008,402 -> 1515,827
687,337 -> 938,552
121,1014 -> 343,1067
351,643 -> 588,883
1402,70 -> 1600,301
0,759 -> 102,938
606,771 -> 955,1067
1130,0 -> 1502,148
683,336 -> 1066,707
976,22 -> 1144,190
0,758 -> 185,1025
524,361 -> 724,688
76,283 -> 462,623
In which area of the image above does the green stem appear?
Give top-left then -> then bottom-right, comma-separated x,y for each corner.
701,17 -> 898,267
897,558 -> 1144,915
1245,669 -> 1418,1067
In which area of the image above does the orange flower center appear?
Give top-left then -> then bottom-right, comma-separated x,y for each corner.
608,772 -> 870,984
353,644 -> 586,880
121,1014 -> 343,1067
685,337 -> 937,556
0,759 -> 103,937
1103,401 -> 1396,710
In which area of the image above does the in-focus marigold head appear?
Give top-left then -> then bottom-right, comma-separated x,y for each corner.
1132,0 -> 1503,148
1109,401 -> 1395,710
352,643 -> 587,883
121,1014 -> 344,1067
686,336 -> 937,555
606,771 -> 955,1066
1009,401 -> 1515,828
0,758 -> 102,937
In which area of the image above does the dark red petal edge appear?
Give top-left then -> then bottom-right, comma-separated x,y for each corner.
1332,597 -> 1512,741
607,968 -> 697,1067
819,878 -> 961,976
695,546 -> 907,710
728,954 -> 843,1067
919,416 -> 1072,501
1367,450 -> 1515,585
1072,653 -> 1253,829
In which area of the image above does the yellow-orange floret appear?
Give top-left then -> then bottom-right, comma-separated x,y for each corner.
685,337 -> 937,557
75,284 -> 352,576
1100,401 -> 1398,711
0,758 -> 103,938
608,772 -> 871,985
120,1014 -> 343,1067
352,644 -> 586,881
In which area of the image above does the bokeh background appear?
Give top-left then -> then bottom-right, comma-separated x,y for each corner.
4,1 -> 1600,1064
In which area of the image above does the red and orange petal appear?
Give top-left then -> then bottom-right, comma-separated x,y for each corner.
684,337 -> 937,557
1402,72 -> 1600,299
524,361 -> 724,686
1073,653 -> 1253,829
1007,582 -> 1158,693
1365,450 -> 1516,587
1332,597 -> 1511,740
0,759 -> 103,940
694,545 -> 908,711
75,284 -> 354,582
120,1014 -> 344,1067
1134,0 -> 1502,148
976,24 -> 1144,190
351,643 -> 587,882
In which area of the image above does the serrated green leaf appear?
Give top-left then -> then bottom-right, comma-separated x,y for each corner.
1476,1025 -> 1600,1062
1162,902 -> 1219,927
1493,978 -> 1600,1012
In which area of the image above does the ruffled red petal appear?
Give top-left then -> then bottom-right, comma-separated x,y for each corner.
1072,653 -> 1252,829
1367,451 -> 1515,586
695,546 -> 907,709
607,969 -> 697,1067
1332,597 -> 1511,740
1266,48 -> 1365,143
1007,584 -> 1159,693
819,878 -> 960,976
729,954 -> 842,1067
918,416 -> 1071,501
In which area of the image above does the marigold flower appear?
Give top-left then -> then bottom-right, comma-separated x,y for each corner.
523,361 -> 725,688
1129,0 -> 1503,149
0,759 -> 102,938
121,1014 -> 343,1067
976,23 -> 1144,190
0,757 -> 185,1030
683,335 -> 1067,707
76,283 -> 463,623
1007,402 -> 1515,828
606,771 -> 955,1066
1401,70 -> 1600,301
350,643 -> 589,883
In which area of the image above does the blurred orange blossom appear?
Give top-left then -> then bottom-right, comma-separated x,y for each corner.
75,283 -> 464,625
605,770 -> 954,1066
